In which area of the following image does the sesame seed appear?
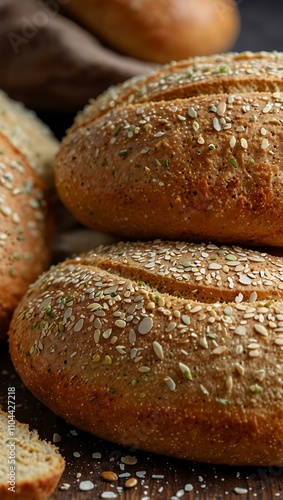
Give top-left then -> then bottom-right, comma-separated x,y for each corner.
179,362 -> 193,380
263,103 -> 273,113
235,362 -> 245,375
165,322 -> 177,332
224,306 -> 233,316
138,366 -> 150,373
73,318 -> 83,332
188,107 -> 197,118
208,263 -> 222,270
138,316 -> 153,334
101,492 -> 118,499
254,324 -> 268,336
79,481 -> 95,491
217,101 -> 226,116
190,305 -> 202,314
181,315 -> 190,325
212,345 -> 227,355
249,349 -> 260,357
261,138 -> 269,150
199,337 -> 208,349
200,384 -> 209,395
234,487 -> 248,495
116,345 -> 126,355
192,121 -> 199,131
249,291 -> 258,302
152,341 -> 164,360
213,117 -> 221,131
103,328 -> 112,339
115,319 -> 126,328
234,326 -> 247,336
164,376 -> 176,391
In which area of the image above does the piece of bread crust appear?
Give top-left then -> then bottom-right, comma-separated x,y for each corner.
0,409 -> 65,499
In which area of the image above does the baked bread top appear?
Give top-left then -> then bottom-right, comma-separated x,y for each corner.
8,240 -> 283,465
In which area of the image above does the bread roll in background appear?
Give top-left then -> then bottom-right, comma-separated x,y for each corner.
54,51 -> 283,247
9,239 -> 283,465
0,92 -> 56,339
64,0 -> 240,63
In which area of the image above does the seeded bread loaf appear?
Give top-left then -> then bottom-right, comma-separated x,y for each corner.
0,410 -> 65,499
9,240 -> 283,465
54,51 -> 283,247
64,0 -> 240,63
0,132 -> 52,338
0,90 -> 58,186
0,93 -> 57,338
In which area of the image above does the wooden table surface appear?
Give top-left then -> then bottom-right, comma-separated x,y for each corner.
1,340 -> 283,500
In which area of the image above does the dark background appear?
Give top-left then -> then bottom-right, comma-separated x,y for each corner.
235,0 -> 283,53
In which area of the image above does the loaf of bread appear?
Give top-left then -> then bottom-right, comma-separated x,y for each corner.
0,92 -> 56,338
9,239 -> 283,465
64,0 -> 240,63
54,51 -> 283,247
0,90 -> 58,186
0,409 -> 65,499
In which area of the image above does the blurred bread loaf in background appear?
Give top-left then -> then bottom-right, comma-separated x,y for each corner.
64,0 -> 240,63
0,90 -> 58,186
0,91 -> 56,338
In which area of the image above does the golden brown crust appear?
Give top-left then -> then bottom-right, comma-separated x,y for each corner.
8,240 -> 283,465
0,132 -> 52,338
55,89 -> 283,246
0,410 -> 65,499
64,0 -> 240,63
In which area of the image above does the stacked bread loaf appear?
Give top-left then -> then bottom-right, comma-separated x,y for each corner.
55,51 -> 283,246
9,51 -> 283,466
0,91 -> 57,338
